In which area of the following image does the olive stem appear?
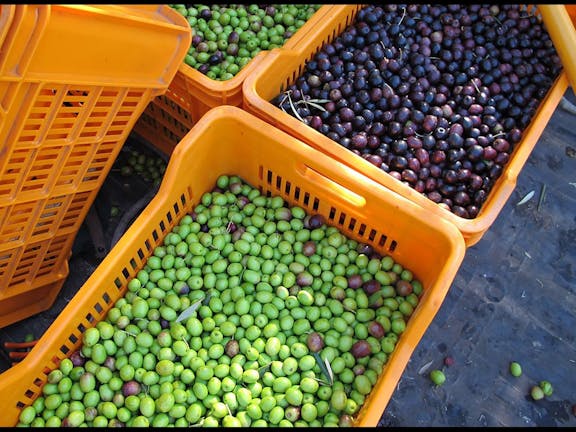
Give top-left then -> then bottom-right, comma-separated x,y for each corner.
537,183 -> 546,212
397,7 -> 406,26
119,330 -> 137,337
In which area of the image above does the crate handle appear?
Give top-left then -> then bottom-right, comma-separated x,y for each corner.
296,163 -> 366,208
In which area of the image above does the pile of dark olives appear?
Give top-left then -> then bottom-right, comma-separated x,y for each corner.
272,4 -> 563,218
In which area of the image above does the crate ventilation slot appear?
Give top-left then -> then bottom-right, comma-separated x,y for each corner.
262,169 -> 320,211
328,205 -> 398,253
259,168 -> 398,252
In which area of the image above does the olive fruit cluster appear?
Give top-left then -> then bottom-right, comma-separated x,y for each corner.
272,4 -> 563,218
16,175 -> 422,427
119,149 -> 167,187
171,4 -> 321,80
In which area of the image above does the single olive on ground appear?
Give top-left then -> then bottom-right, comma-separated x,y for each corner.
430,369 -> 446,386
16,174 -> 425,427
509,361 -> 522,377
530,385 -> 545,401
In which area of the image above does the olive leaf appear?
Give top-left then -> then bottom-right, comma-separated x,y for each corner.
175,290 -> 213,323
516,190 -> 535,206
418,360 -> 434,375
175,300 -> 202,323
258,362 -> 272,378
313,352 -> 334,386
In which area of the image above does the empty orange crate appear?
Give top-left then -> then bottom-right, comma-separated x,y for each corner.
0,106 -> 466,426
0,4 -> 191,327
131,5 -> 338,155
243,5 -> 570,247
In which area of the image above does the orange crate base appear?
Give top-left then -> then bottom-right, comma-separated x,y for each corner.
0,4 -> 191,324
0,107 -> 465,426
0,262 -> 68,328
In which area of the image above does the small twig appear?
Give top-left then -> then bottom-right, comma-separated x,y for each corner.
414,131 -> 433,138
537,183 -> 547,212
286,91 -> 304,122
278,89 -> 291,107
342,305 -> 357,314
294,99 -> 330,111
491,14 -> 503,26
119,329 -> 137,337
190,418 -> 205,428
471,79 -> 481,94
398,7 -> 406,26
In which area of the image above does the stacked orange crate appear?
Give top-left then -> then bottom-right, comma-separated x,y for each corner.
0,5 -> 191,327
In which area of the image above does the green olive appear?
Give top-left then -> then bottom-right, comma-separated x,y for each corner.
430,369 -> 446,386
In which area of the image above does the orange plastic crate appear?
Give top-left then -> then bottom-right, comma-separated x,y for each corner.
539,5 -> 576,90
243,5 -> 570,247
0,4 -> 191,327
131,5 -> 337,155
0,106 -> 466,426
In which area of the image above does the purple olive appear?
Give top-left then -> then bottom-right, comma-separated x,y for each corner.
122,380 -> 141,397
225,339 -> 239,357
70,350 -> 85,367
351,340 -> 372,359
307,332 -> 325,353
368,321 -> 385,339
285,406 -> 301,422
340,414 -> 355,427
302,240 -> 317,257
306,214 -> 325,229
104,356 -> 116,371
362,279 -> 381,295
296,272 -> 313,287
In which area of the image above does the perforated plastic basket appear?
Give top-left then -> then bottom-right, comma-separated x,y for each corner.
131,5 -> 338,155
0,4 -> 191,328
0,106 -> 466,426
243,4 -> 570,247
